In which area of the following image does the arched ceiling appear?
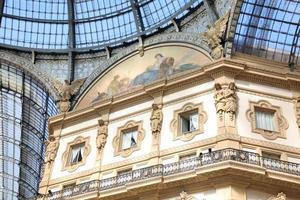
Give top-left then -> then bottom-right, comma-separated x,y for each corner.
0,0 -> 203,52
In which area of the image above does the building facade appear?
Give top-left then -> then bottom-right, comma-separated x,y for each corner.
0,0 -> 299,200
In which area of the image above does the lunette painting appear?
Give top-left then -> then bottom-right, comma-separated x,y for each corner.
76,45 -> 211,109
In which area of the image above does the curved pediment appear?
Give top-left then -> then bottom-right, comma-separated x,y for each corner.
75,44 -> 212,109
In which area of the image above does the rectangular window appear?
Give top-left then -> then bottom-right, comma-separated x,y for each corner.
255,109 -> 275,131
180,110 -> 199,134
69,143 -> 85,165
121,128 -> 138,150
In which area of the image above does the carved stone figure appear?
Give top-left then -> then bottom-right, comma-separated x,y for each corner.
54,79 -> 85,112
42,135 -> 59,182
45,136 -> 58,164
296,96 -> 300,128
96,119 -> 108,153
44,135 -> 58,177
267,192 -> 286,200
214,82 -> 237,133
150,104 -> 163,139
203,12 -> 229,59
177,191 -> 196,200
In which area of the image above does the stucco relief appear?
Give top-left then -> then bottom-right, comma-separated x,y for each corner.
96,119 -> 108,159
267,192 -> 286,200
42,135 -> 59,181
53,79 -> 85,112
296,97 -> 300,128
203,12 -> 229,59
150,103 -> 163,140
177,191 -> 196,200
214,82 -> 237,134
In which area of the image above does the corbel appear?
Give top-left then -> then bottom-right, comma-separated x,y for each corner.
105,46 -> 111,59
171,19 -> 180,32
138,36 -> 144,57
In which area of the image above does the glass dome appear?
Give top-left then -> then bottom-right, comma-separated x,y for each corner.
0,0 -> 202,52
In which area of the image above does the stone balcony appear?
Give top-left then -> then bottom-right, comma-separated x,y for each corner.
32,148 -> 300,200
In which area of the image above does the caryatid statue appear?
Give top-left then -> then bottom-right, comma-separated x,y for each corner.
150,104 -> 163,139
177,191 -> 195,200
44,136 -> 58,176
214,82 -> 237,131
267,192 -> 286,200
296,96 -> 300,128
96,119 -> 108,154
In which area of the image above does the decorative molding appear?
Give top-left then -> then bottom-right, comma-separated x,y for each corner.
112,120 -> 145,157
246,100 -> 288,140
61,136 -> 91,172
170,102 -> 207,142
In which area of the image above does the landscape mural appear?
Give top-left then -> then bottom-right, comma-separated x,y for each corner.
76,45 -> 212,109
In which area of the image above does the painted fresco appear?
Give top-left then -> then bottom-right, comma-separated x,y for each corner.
76,45 -> 212,109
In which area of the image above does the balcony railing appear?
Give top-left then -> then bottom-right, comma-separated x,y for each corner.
32,148 -> 300,200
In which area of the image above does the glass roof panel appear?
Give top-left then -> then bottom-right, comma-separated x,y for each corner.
0,0 -> 202,51
233,0 -> 300,65
4,0 -> 68,20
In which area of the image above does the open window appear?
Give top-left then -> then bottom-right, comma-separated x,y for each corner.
70,143 -> 85,165
180,109 -> 199,134
121,128 -> 138,150
171,103 -> 207,141
113,120 -> 145,157
62,136 -> 91,172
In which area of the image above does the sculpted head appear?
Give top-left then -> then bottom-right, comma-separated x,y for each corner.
215,83 -> 222,90
152,103 -> 159,110
98,119 -> 105,126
